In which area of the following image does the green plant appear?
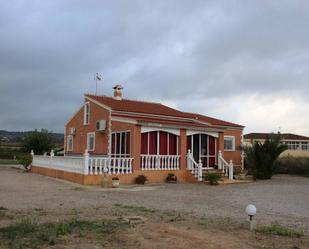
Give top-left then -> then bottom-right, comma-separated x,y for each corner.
21,129 -> 55,155
135,175 -> 147,184
243,134 -> 287,179
166,173 -> 177,183
17,154 -> 33,171
255,223 -> 304,238
204,172 -> 221,185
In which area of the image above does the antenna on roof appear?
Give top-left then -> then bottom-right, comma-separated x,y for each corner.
94,73 -> 103,95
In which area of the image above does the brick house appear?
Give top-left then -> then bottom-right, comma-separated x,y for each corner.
32,85 -> 244,184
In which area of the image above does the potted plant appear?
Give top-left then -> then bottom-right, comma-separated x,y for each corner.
204,172 -> 221,185
111,177 -> 120,188
166,173 -> 177,183
135,175 -> 147,185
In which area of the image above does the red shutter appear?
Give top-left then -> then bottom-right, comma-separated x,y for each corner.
159,132 -> 168,155
149,131 -> 157,155
141,133 -> 148,154
169,134 -> 176,155
209,136 -> 215,155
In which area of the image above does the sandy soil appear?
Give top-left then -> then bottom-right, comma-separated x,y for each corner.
0,166 -> 309,248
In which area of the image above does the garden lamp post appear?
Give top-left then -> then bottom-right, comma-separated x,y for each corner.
245,204 -> 257,230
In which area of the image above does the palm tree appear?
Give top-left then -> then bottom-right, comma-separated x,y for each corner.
244,134 -> 287,179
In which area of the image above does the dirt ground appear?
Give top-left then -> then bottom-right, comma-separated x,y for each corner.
0,166 -> 309,249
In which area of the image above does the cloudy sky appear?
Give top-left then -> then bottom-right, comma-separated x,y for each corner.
1,0 -> 308,135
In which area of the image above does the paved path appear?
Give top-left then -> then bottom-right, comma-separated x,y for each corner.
1,166 -> 308,230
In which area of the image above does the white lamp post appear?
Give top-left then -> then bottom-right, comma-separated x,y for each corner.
245,204 -> 257,230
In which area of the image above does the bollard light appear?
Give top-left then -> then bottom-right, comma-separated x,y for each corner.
245,204 -> 256,221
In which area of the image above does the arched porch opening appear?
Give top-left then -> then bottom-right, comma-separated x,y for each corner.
187,134 -> 217,168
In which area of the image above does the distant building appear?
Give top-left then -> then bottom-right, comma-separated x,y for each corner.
244,132 -> 309,157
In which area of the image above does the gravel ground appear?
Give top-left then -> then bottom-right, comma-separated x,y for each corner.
1,165 -> 309,230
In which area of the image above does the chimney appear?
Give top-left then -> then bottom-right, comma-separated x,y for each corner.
113,84 -> 123,100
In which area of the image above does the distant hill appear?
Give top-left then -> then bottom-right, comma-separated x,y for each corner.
0,130 -> 64,144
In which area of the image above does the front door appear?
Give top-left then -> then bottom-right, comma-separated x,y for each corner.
188,134 -> 217,167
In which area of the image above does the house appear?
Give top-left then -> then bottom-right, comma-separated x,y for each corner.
31,85 -> 244,184
244,132 -> 309,157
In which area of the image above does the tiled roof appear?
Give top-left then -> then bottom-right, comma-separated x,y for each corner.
244,133 -> 309,141
182,112 -> 244,128
85,94 -> 243,128
113,113 -> 210,129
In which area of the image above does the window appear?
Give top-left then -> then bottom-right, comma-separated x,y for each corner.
84,102 -> 90,125
87,132 -> 95,151
301,142 -> 309,151
285,141 -> 300,150
111,131 -> 130,157
224,136 -> 235,151
67,135 -> 73,151
141,131 -> 178,155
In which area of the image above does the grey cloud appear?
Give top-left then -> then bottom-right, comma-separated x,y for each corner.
0,0 -> 308,134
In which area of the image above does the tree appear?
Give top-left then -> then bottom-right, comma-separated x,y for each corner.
22,129 -> 55,155
244,134 -> 287,179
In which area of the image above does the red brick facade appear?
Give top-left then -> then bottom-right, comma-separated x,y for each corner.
59,93 -> 244,184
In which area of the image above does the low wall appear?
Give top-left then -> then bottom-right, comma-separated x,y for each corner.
281,150 -> 309,158
31,165 -> 197,185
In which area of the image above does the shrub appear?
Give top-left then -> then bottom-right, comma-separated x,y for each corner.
17,154 -> 33,171
274,156 -> 309,176
243,134 -> 287,179
135,175 -> 147,184
204,172 -> 221,185
166,173 -> 177,183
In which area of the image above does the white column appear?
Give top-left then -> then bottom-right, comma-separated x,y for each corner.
218,150 -> 222,170
83,149 -> 89,175
229,160 -> 234,180
198,159 -> 203,181
187,149 -> 191,169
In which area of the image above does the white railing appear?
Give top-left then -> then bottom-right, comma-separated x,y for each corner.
187,150 -> 203,181
31,149 -> 133,175
218,150 -> 233,180
140,154 -> 180,170
88,157 -> 133,175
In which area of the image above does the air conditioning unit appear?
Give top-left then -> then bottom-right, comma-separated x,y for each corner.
69,127 -> 76,135
96,120 -> 106,132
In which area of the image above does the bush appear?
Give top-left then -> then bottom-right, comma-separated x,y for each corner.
243,134 -> 287,179
204,172 -> 221,185
166,173 -> 177,183
135,175 -> 147,184
274,156 -> 309,176
17,154 -> 33,171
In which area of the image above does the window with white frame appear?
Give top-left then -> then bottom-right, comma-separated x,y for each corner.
111,131 -> 130,157
67,135 -> 73,151
224,136 -> 235,151
84,102 -> 90,125
87,132 -> 95,151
